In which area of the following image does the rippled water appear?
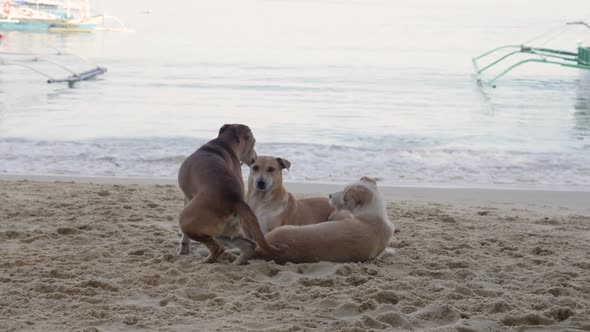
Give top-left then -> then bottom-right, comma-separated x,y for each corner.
1,0 -> 589,189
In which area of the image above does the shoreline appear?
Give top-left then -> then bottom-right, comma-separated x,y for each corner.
1,173 -> 589,214
3,173 -> 590,191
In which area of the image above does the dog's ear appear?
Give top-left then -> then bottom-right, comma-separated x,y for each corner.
219,124 -> 232,136
344,186 -> 371,209
276,158 -> 291,171
360,176 -> 378,186
219,124 -> 250,143
235,125 -> 252,143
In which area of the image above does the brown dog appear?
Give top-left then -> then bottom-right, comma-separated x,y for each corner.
246,156 -> 334,234
256,177 -> 394,263
177,124 -> 285,265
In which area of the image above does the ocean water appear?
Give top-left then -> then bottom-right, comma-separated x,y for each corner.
1,0 -> 589,189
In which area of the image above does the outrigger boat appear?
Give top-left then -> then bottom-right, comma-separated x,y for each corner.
0,0 -> 130,86
473,21 -> 590,88
0,0 -> 129,33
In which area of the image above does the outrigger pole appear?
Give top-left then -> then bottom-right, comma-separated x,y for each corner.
472,21 -> 590,88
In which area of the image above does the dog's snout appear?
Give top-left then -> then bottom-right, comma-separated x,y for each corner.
329,194 -> 333,199
256,180 -> 266,190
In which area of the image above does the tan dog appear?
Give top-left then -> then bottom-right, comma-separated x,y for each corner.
177,124 -> 285,265
257,177 -> 394,263
246,156 -> 334,234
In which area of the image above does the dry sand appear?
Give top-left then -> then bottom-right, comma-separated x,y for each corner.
1,179 -> 589,332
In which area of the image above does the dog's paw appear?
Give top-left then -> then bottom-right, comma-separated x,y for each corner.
231,257 -> 250,266
196,247 -> 210,257
378,248 -> 396,259
177,245 -> 191,256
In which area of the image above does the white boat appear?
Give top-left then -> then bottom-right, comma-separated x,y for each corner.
0,0 -> 129,33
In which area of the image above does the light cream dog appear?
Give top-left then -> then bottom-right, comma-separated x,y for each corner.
257,177 -> 395,263
246,156 -> 334,235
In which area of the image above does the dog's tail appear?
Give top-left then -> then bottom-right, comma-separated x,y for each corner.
234,200 -> 287,257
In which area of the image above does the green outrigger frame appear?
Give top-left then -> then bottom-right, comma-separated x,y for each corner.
473,22 -> 590,88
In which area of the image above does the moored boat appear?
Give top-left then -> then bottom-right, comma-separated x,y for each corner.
0,0 -> 126,33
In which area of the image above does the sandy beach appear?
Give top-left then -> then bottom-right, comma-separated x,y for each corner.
1,177 -> 589,332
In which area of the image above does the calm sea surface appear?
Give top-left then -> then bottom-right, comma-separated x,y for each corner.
1,0 -> 589,189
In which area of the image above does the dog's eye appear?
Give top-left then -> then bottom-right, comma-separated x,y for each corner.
268,167 -> 275,173
252,165 -> 259,172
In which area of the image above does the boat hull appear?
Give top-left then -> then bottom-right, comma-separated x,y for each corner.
0,19 -> 96,32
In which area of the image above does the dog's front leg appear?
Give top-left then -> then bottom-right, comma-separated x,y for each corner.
177,233 -> 191,255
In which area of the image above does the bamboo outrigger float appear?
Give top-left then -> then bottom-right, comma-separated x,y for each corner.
473,21 -> 590,88
0,49 -> 107,87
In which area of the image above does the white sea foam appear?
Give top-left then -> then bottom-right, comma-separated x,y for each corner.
1,137 -> 589,190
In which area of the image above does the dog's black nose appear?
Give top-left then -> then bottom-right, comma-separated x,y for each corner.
329,194 -> 333,199
256,180 -> 266,190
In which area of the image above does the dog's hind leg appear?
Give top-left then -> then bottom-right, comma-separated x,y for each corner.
215,235 -> 256,265
177,197 -> 192,255
194,236 -> 224,263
